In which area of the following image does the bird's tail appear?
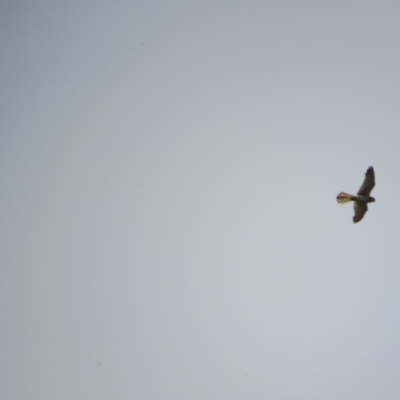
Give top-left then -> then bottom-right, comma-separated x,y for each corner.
336,192 -> 356,203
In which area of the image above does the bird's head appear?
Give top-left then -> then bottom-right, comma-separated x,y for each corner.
370,197 -> 376,202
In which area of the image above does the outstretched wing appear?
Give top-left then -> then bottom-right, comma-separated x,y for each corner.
357,166 -> 375,195
353,202 -> 368,223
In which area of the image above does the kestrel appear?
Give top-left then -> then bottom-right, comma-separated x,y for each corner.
337,166 -> 375,223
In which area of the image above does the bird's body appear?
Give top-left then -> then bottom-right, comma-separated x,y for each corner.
336,166 -> 375,223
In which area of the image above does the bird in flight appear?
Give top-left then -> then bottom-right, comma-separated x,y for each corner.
337,166 -> 375,223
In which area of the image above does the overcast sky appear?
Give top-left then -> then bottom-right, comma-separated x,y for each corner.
2,2 -> 400,399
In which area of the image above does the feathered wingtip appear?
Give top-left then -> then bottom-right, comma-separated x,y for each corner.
336,192 -> 355,203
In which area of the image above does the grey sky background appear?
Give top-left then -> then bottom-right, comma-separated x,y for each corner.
2,2 -> 400,399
